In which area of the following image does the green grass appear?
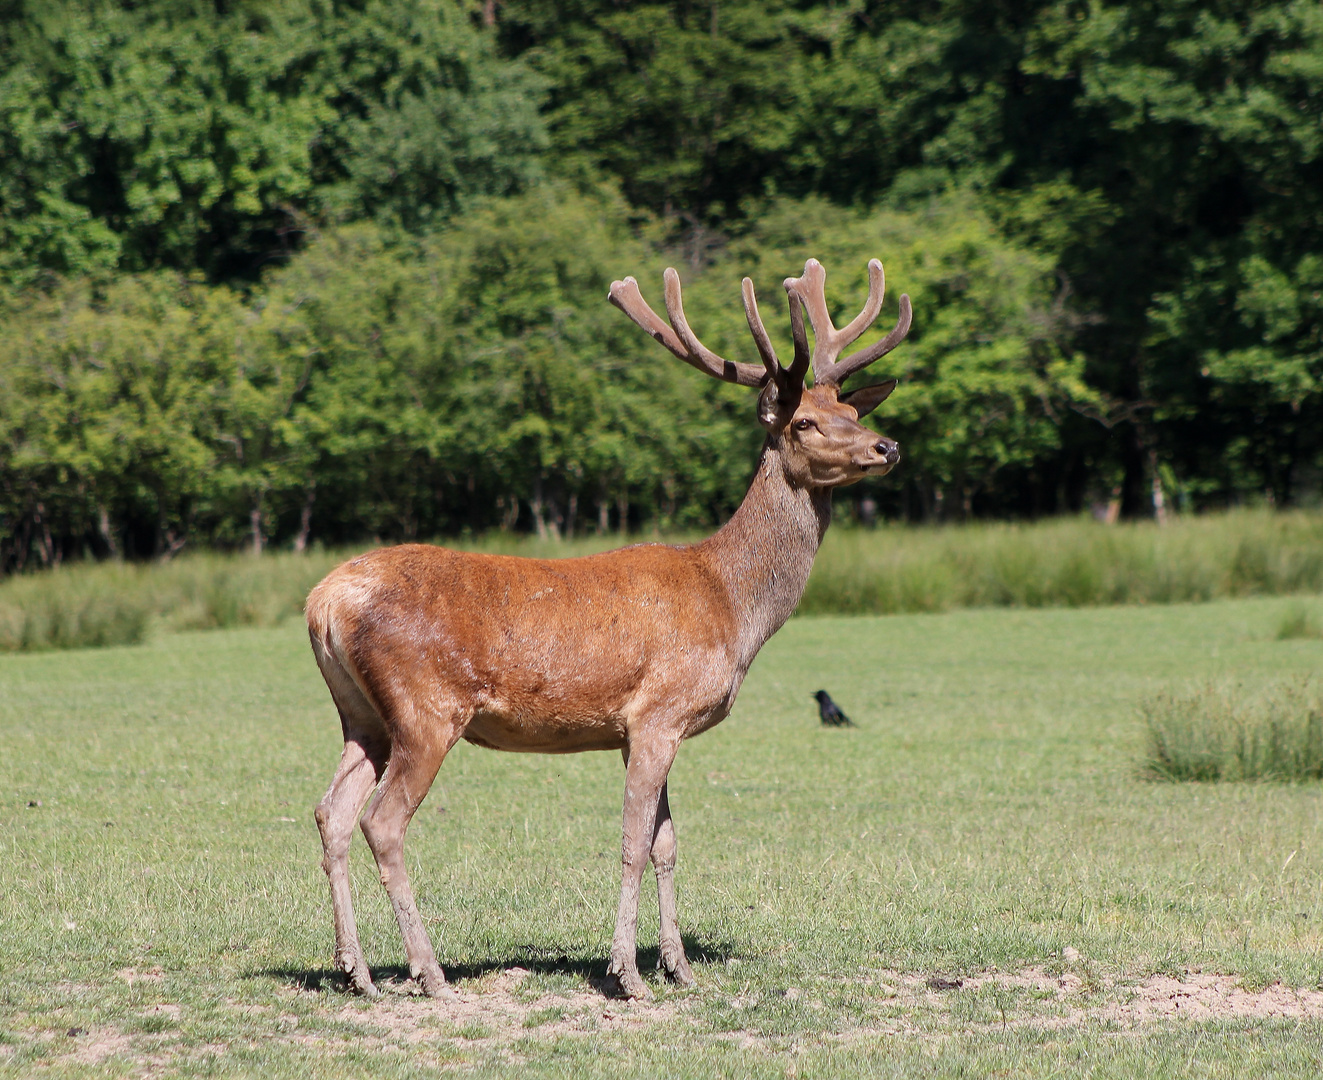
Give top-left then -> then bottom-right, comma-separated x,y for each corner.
5,509 -> 1323,651
1142,679 -> 1323,782
3,596 -> 1323,1075
1277,601 -> 1323,641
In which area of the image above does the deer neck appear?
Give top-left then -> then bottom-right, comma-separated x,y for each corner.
698,439 -> 832,669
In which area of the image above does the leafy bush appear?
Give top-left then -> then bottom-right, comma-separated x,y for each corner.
1142,680 -> 1323,783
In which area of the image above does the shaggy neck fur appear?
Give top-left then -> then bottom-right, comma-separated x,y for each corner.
698,437 -> 832,670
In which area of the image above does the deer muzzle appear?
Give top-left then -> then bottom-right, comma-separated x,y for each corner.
856,436 -> 900,475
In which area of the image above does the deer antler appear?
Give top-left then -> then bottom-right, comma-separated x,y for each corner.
783,258 -> 912,387
608,269 -> 770,388
740,278 -> 809,390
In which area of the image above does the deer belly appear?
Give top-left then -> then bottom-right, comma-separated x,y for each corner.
462,708 -> 628,754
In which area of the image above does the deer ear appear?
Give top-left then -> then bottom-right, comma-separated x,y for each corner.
840,378 -> 897,418
757,380 -> 784,427
758,376 -> 802,429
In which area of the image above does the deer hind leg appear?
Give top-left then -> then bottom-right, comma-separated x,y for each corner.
651,782 -> 695,986
315,733 -> 388,997
358,720 -> 462,999
606,740 -> 678,1000
311,634 -> 392,998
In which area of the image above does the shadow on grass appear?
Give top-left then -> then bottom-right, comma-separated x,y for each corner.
256,935 -> 735,997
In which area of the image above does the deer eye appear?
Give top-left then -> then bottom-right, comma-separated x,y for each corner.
793,418 -> 812,431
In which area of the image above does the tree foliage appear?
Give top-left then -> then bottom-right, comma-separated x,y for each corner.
0,0 -> 545,283
2,0 -> 1321,569
1,186 -> 1076,564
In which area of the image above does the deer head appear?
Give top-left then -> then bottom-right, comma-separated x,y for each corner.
608,258 -> 910,488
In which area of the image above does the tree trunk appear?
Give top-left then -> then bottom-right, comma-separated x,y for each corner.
250,504 -> 264,557
97,504 -> 120,559
565,492 -> 579,539
1119,422 -> 1149,519
14,512 -> 31,572
1149,448 -> 1167,525
294,482 -> 316,553
500,496 -> 520,532
530,478 -> 549,541
35,503 -> 55,567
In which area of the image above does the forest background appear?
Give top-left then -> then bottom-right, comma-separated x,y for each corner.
1,0 -> 1320,569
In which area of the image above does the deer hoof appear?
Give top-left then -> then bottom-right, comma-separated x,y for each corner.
345,967 -> 380,999
603,966 -> 651,1001
416,964 -> 453,999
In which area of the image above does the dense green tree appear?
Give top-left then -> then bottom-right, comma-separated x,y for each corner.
0,185 -> 1080,565
0,0 -> 546,284
4,0 -> 1323,571
500,0 -> 1323,512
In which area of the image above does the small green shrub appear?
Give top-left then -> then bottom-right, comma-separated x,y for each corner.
1141,680 -> 1323,782
1276,603 -> 1323,641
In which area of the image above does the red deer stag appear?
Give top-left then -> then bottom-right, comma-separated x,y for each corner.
305,257 -> 912,1000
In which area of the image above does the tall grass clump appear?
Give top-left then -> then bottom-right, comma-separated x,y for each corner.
0,551 -> 345,651
3,508 -> 1323,650
1275,602 -> 1323,640
0,535 -> 634,652
1141,680 -> 1323,782
800,509 -> 1323,615
0,563 -> 152,651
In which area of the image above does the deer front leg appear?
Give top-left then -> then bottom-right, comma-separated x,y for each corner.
605,739 -> 677,1000
651,782 -> 695,986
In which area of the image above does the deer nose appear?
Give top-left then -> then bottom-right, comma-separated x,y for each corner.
875,439 -> 900,465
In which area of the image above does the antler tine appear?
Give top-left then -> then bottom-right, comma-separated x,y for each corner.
784,259 -> 887,383
608,271 -> 768,387
838,259 -> 887,352
819,293 -> 913,387
608,276 -> 687,356
740,278 -> 781,381
783,260 -> 833,377
785,289 -> 810,386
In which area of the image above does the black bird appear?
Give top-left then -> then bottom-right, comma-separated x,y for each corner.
813,690 -> 853,727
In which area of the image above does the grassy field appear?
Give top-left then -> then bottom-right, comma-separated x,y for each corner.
5,509 -> 1323,651
2,596 -> 1323,1077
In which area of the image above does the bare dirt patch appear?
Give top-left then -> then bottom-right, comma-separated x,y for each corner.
60,1028 -> 136,1067
1098,971 -> 1323,1024
36,962 -> 1323,1074
305,966 -> 683,1044
115,966 -> 164,987
872,964 -> 1323,1032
